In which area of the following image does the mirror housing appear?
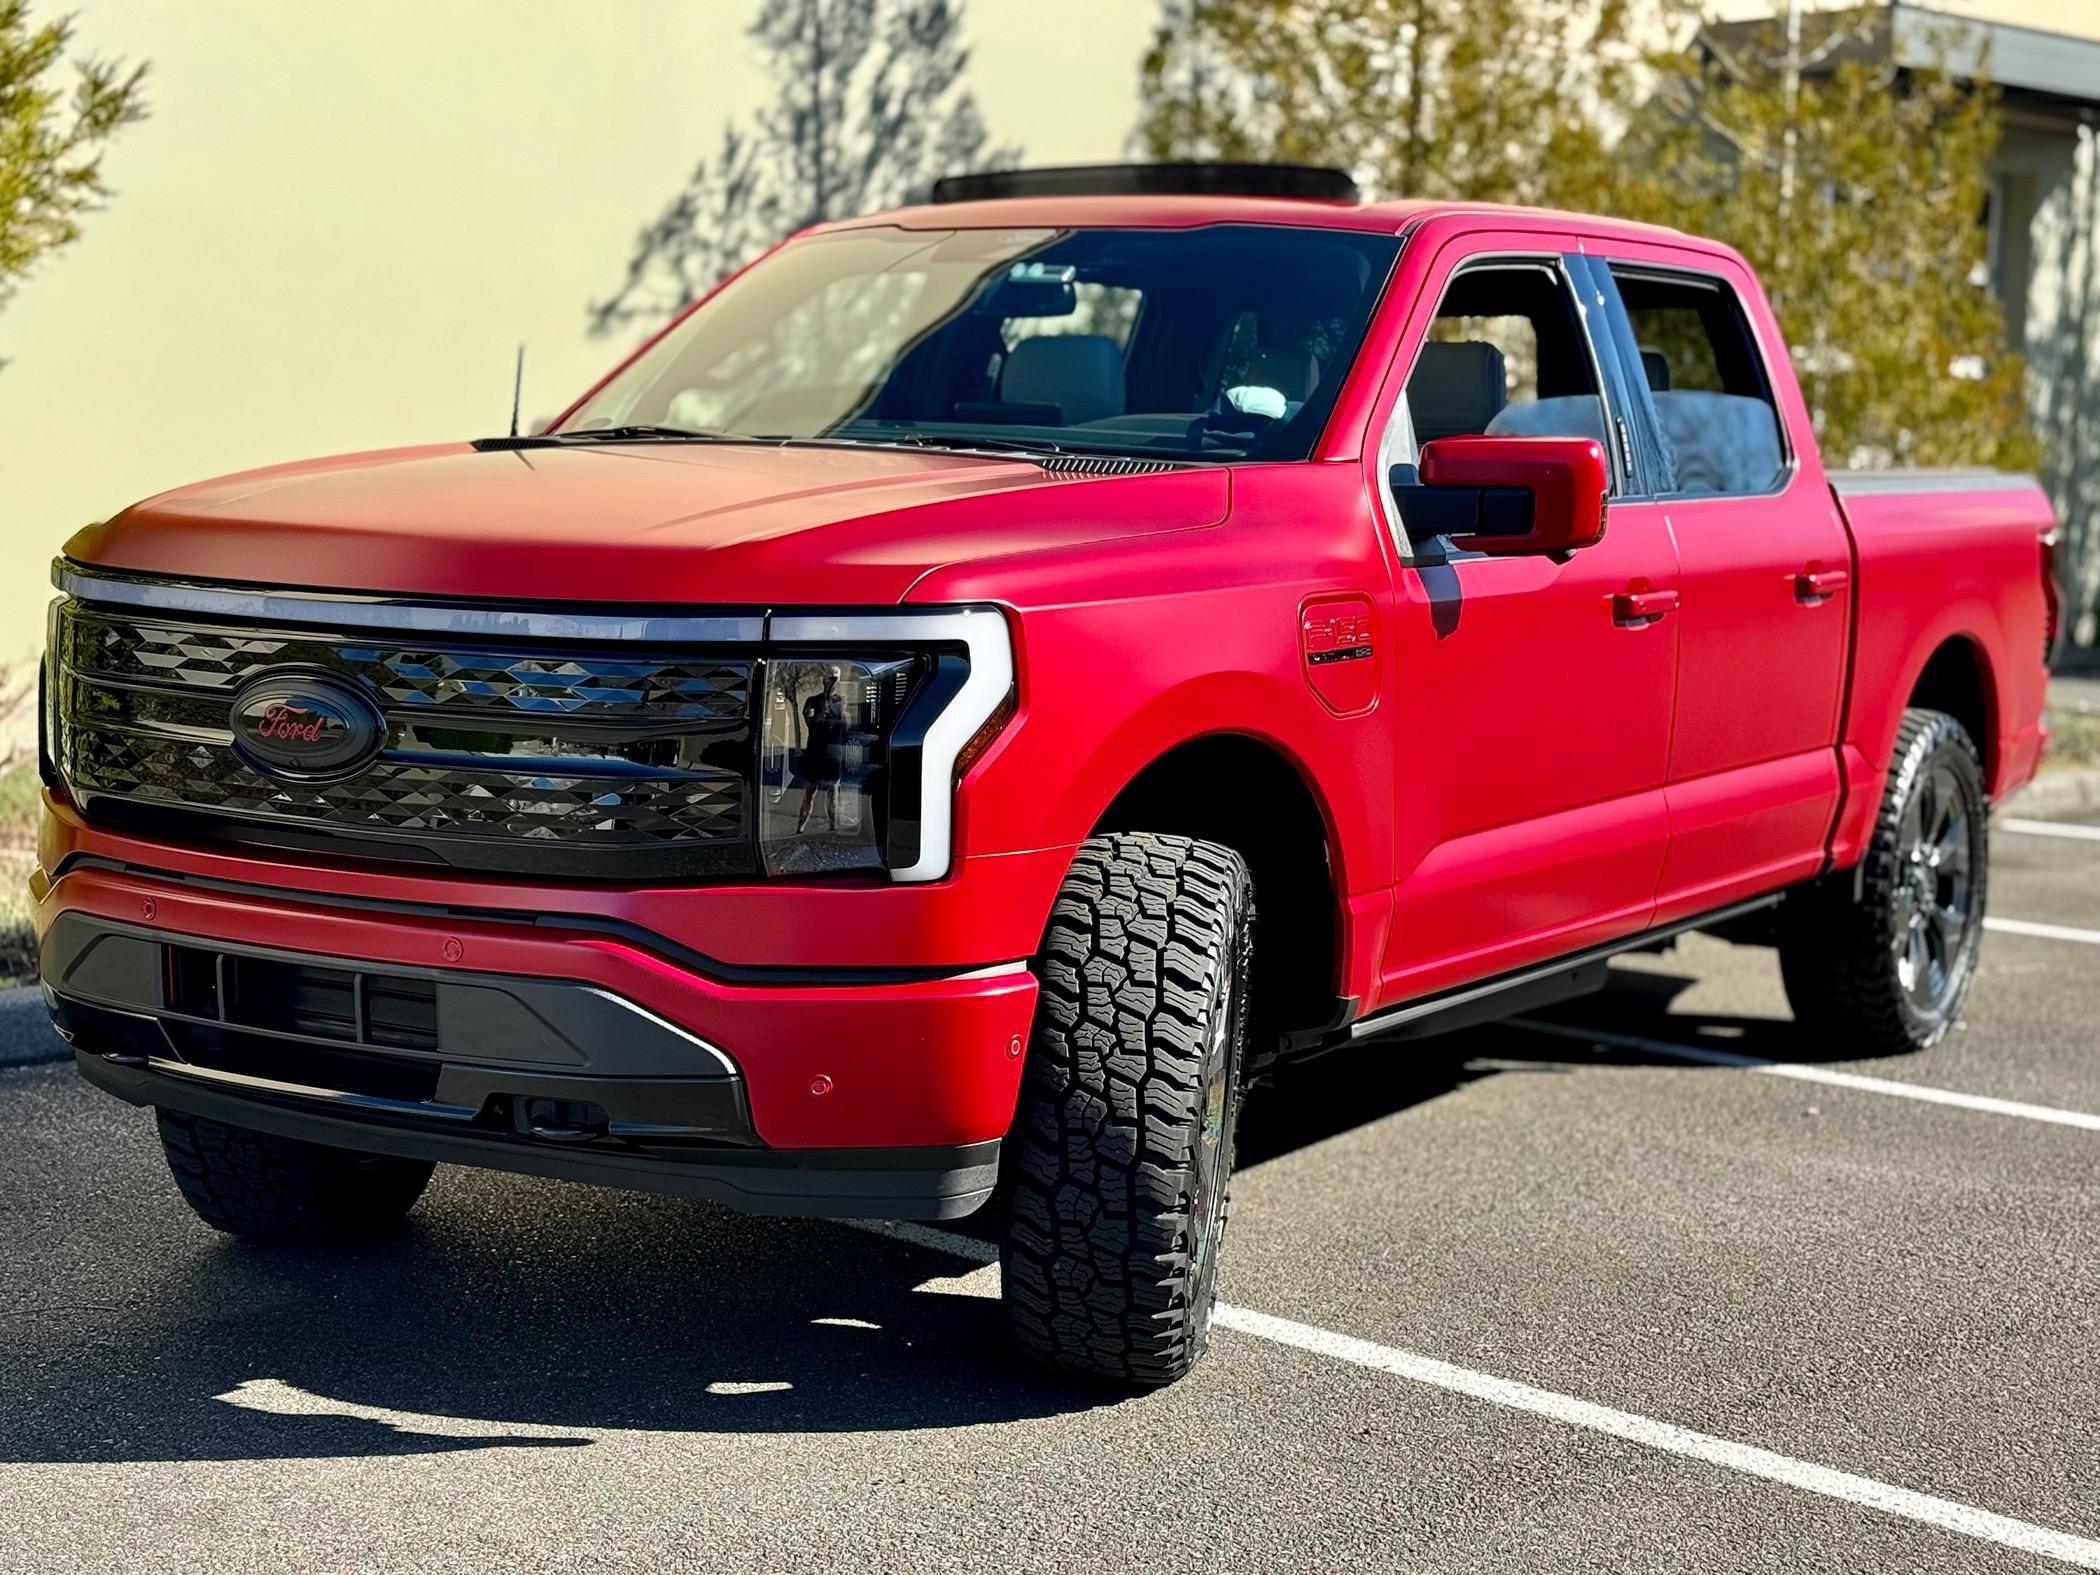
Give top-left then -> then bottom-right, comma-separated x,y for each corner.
1391,435 -> 1609,556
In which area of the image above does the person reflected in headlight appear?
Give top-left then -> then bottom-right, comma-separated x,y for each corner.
793,666 -> 846,834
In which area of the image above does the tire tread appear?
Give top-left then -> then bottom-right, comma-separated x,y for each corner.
1778,708 -> 1988,1054
1001,832 -> 1251,1387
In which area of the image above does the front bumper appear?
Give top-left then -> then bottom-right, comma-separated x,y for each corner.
71,1048 -> 1001,1219
39,860 -> 1039,1219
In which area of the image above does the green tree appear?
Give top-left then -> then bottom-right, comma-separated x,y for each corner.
592,0 -> 1010,332
1613,7 -> 2037,473
1138,2 -> 2035,477
1135,0 -> 1640,206
0,1 -> 146,327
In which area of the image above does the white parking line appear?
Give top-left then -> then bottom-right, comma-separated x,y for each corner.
2000,818 -> 2100,844
1986,915 -> 2100,946
847,1220 -> 2100,1570
1508,1018 -> 2100,1133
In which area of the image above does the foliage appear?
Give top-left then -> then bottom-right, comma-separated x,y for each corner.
0,761 -> 37,984
1608,8 -> 2037,472
2049,709 -> 2100,771
0,1 -> 146,327
1137,0 -> 1638,206
1136,1 -> 2037,475
592,0 -> 1010,332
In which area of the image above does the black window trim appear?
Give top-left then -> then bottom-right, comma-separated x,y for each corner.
1388,250 -> 1630,490
1377,247 -> 1642,565
1597,258 -> 1802,504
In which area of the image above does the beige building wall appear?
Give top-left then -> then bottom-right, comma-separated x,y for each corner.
1709,0 -> 2100,39
1916,1 -> 2100,43
0,0 -> 1156,655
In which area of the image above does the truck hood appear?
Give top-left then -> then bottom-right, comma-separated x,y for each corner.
64,441 -> 1231,606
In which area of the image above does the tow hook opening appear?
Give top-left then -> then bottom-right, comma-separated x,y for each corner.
517,1097 -> 611,1144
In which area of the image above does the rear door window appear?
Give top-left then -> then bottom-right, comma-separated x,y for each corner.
1611,268 -> 1787,496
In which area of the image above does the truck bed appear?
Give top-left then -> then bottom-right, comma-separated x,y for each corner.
1827,466 -> 2053,814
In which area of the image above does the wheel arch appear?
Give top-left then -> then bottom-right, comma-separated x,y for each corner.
1904,633 -> 1997,785
1083,725 -> 1349,1048
1831,625 -> 2004,876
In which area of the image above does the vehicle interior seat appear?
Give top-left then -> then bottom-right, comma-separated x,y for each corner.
1486,387 -> 1780,495
1650,391 -> 1784,494
998,334 -> 1126,425
1483,394 -> 1610,449
1406,341 -> 1508,442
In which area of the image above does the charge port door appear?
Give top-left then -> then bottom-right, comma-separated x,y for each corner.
1300,593 -> 1379,716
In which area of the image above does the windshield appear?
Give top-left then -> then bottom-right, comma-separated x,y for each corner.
558,224 -> 1400,463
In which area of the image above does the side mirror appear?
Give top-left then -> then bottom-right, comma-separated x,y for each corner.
1390,435 -> 1609,556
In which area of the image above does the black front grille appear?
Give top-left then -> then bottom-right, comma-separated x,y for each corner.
65,607 -> 750,720
53,598 -> 760,879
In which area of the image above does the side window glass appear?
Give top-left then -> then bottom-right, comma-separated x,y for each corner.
1612,269 -> 1785,496
1405,263 -> 1607,460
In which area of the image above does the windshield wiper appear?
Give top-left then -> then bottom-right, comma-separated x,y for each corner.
554,424 -> 748,442
471,425 -> 748,451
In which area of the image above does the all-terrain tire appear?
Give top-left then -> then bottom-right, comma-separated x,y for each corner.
1001,832 -> 1253,1387
156,1109 -> 435,1244
1777,708 -> 1989,1055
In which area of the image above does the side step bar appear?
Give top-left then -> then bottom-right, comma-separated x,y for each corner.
1332,893 -> 1784,1050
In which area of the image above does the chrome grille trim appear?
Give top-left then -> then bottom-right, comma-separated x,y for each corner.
61,604 -> 751,724
53,562 -> 764,645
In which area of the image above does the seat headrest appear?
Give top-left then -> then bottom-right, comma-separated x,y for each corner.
999,335 -> 1126,426
1640,349 -> 1671,392
1243,345 -> 1321,403
1407,340 -> 1508,443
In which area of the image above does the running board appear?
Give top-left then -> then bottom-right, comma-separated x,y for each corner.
1340,894 -> 1784,1047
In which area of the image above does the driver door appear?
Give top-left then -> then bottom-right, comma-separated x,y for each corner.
1374,238 -> 1682,1005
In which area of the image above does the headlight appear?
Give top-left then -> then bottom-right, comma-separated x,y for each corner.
41,596 -> 65,794
761,608 -> 1013,882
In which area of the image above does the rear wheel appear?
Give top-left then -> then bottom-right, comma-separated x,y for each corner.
1001,833 -> 1252,1387
157,1109 -> 435,1244
1778,708 -> 1989,1054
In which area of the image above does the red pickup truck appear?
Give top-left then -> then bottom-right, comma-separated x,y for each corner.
37,165 -> 2057,1386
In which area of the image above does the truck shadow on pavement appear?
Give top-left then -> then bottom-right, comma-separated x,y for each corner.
1,967 -> 1879,1468
1236,965 -> 1914,1168
1503,966 -> 1910,1065
0,1154 -> 1110,1465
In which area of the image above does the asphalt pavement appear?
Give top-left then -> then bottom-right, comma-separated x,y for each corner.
2051,669 -> 2100,716
3,808 -> 2098,1573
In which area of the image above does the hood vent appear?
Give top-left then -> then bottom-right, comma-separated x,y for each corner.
1035,453 -> 1185,478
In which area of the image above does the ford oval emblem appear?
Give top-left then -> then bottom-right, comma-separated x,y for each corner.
228,671 -> 385,780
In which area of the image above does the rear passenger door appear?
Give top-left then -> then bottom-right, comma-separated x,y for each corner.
1373,241 -> 1682,1003
1601,261 -> 1852,922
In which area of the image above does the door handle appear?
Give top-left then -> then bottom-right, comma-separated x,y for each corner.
1795,567 -> 1849,601
1613,587 -> 1678,624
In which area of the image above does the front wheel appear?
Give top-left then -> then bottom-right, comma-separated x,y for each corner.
1001,833 -> 1253,1387
157,1109 -> 436,1244
1777,708 -> 1989,1054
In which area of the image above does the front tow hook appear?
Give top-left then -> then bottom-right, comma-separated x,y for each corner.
519,1098 -> 610,1144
